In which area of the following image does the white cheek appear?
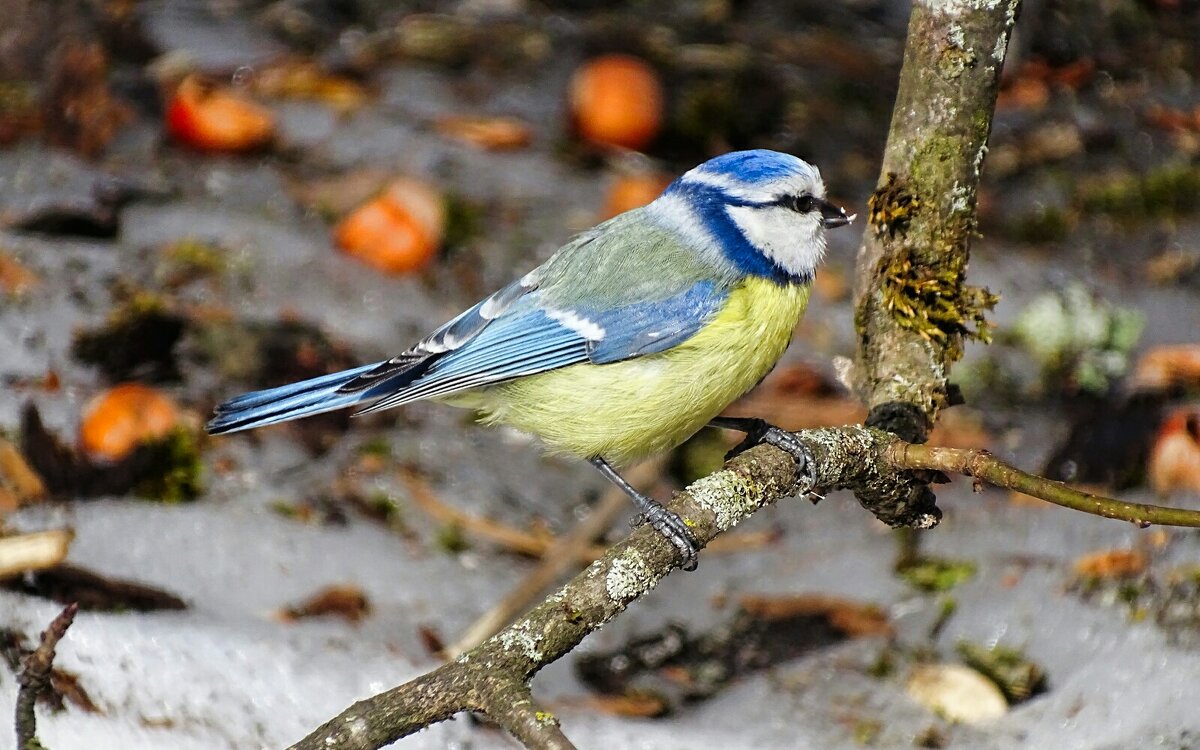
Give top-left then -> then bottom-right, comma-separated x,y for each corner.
726,205 -> 826,278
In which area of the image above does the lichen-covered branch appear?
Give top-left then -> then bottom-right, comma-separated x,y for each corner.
852,0 -> 1021,443
14,602 -> 78,750
290,425 -> 1200,750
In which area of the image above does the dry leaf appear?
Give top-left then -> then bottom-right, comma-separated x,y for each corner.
813,265 -> 850,302
436,115 -> 533,151
1143,250 -> 1199,285
252,60 -> 369,111
289,169 -> 392,219
1073,548 -> 1147,579
2,562 -> 186,611
560,691 -> 669,718
997,77 -> 1048,111
737,593 -> 893,638
0,438 -> 46,507
277,584 -> 371,623
0,252 -> 38,294
600,171 -> 672,219
907,663 -> 1008,724
1131,345 -> 1200,392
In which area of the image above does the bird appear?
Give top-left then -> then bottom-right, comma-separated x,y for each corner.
207,149 -> 853,569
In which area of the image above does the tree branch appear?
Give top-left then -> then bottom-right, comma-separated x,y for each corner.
290,426 -> 1200,750
886,444 -> 1200,528
14,602 -> 78,750
852,0 -> 1021,443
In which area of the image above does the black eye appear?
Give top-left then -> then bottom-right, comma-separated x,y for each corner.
790,194 -> 816,213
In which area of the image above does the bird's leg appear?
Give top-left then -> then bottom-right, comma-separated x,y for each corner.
707,417 -> 819,498
589,457 -> 699,571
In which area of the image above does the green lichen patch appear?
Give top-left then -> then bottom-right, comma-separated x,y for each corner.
938,41 -> 977,80
1076,162 -> 1200,222
868,173 -> 921,237
1009,282 -> 1144,396
896,555 -> 977,593
155,238 -> 231,288
435,522 -> 469,553
881,246 -> 999,357
135,428 -> 205,503
955,641 -> 1047,703
688,468 -> 773,531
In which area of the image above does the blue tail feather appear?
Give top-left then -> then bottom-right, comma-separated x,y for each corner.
206,362 -> 384,435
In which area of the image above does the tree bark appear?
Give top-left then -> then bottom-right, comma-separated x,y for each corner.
853,0 -> 1020,446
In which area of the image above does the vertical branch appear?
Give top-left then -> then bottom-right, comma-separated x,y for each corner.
853,0 -> 1020,443
14,603 -> 78,750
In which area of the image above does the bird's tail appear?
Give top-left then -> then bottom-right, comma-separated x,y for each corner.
206,362 -> 386,435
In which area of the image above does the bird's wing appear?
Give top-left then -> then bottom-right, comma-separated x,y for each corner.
352,279 -> 730,414
335,274 -> 539,394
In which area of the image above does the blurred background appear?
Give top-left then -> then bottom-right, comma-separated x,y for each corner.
1,1 -> 1200,748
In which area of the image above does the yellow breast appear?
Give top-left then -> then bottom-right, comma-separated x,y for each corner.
463,277 -> 811,466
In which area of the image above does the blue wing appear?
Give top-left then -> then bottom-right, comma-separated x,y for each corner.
207,279 -> 729,432
207,277 -> 536,434
354,279 -> 729,413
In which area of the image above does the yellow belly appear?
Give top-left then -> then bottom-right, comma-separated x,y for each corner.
454,277 -> 811,466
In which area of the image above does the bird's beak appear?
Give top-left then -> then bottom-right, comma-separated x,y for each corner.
818,200 -> 854,229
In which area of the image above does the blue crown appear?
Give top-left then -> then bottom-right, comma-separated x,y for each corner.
691,149 -> 812,186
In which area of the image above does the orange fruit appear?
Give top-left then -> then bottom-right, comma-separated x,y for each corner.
79,383 -> 179,462
1148,408 -> 1200,496
570,54 -> 663,150
334,178 -> 445,274
166,75 -> 275,153
601,171 -> 672,219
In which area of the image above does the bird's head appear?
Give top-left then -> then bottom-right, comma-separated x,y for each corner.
651,150 -> 853,283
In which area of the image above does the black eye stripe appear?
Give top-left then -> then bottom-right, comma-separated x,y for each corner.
778,194 -> 815,213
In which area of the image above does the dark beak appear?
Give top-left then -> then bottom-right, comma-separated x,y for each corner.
818,199 -> 854,229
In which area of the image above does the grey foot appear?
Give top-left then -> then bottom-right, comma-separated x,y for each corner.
711,417 -> 819,497
591,456 -> 700,571
633,500 -> 699,571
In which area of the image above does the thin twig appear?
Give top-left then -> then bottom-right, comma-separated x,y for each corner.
480,679 -> 578,750
402,466 -> 776,566
444,476 -> 634,658
887,443 -> 1200,528
14,602 -> 78,750
0,530 -> 74,580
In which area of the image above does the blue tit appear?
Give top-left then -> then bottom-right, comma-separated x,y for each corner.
207,149 -> 853,569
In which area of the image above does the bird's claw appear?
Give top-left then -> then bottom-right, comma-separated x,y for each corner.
725,419 -> 819,498
632,502 -> 699,571
760,426 -> 819,496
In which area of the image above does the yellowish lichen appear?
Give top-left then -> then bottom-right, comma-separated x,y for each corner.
880,246 -> 998,361
868,173 -> 921,237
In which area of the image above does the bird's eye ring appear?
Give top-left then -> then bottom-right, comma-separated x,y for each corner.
790,194 -> 816,213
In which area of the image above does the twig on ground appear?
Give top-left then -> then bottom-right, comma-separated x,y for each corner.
444,475 -> 633,659
0,530 -> 74,580
14,602 -> 78,750
401,466 -> 778,564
